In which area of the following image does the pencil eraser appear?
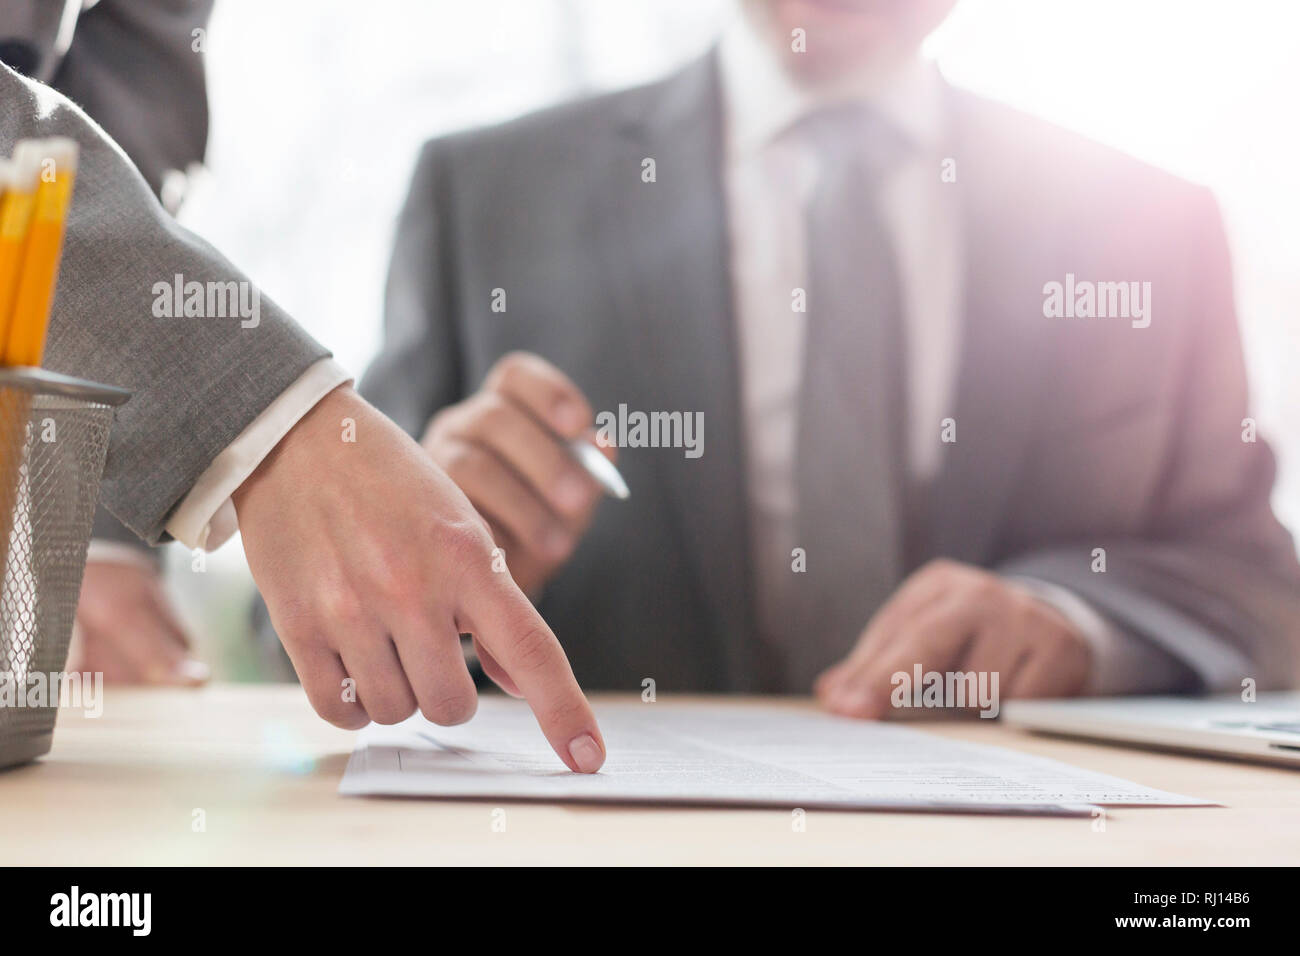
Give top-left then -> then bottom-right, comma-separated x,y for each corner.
7,141 -> 44,190
29,137 -> 79,176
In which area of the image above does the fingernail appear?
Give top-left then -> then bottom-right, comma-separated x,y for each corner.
567,732 -> 604,773
174,659 -> 210,685
554,473 -> 589,514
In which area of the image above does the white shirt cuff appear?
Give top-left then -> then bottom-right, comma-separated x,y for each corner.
1012,577 -> 1191,696
163,358 -> 353,550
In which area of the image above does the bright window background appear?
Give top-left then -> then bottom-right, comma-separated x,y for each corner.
172,0 -> 1300,676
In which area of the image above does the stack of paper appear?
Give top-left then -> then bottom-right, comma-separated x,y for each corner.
340,699 -> 1210,816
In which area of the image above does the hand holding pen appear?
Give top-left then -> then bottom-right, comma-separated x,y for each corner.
420,351 -> 627,598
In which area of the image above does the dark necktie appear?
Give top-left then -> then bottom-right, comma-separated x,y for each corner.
774,104 -> 910,691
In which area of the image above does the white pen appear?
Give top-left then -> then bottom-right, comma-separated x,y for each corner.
567,437 -> 630,500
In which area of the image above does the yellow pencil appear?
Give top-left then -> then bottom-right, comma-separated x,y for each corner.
0,159 -> 17,573
0,138 -> 79,578
0,143 -> 42,359
3,137 -> 78,367
0,163 -> 10,309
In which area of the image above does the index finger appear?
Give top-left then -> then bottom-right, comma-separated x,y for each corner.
457,571 -> 605,773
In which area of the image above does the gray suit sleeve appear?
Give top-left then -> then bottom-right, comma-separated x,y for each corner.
359,141 -> 464,435
0,64 -> 330,543
999,190 -> 1300,693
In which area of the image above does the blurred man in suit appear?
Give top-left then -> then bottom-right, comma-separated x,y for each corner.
352,0 -> 1300,714
1,0 -> 216,685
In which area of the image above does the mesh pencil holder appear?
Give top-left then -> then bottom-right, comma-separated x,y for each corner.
0,367 -> 129,769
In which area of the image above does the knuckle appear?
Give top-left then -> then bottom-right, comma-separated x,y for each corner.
527,513 -> 569,553
306,688 -> 368,730
440,441 -> 477,481
318,586 -> 366,631
476,393 -> 512,432
421,691 -> 478,726
438,519 -> 494,578
547,532 -> 576,563
921,558 -> 956,578
445,518 -> 490,558
361,691 -> 417,726
323,709 -> 369,731
427,405 -> 456,441
490,351 -> 531,390
522,515 -> 550,551
1008,596 -> 1043,635
370,548 -> 419,605
1044,615 -> 1079,647
269,597 -> 312,638
509,620 -> 560,674
564,390 -> 594,423
538,694 -> 587,732
330,707 -> 371,731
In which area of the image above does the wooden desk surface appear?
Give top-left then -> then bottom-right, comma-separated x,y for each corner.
2,684 -> 1297,865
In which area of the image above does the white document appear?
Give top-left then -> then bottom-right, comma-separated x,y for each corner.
340,698 -> 1211,815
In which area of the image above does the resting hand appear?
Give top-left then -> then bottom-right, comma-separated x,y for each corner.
69,559 -> 208,685
814,560 -> 1092,719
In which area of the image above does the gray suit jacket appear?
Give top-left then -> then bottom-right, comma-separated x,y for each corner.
359,53 -> 1300,694
0,63 -> 329,542
0,0 -> 211,197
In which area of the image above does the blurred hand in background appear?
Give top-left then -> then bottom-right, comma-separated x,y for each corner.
69,560 -> 209,685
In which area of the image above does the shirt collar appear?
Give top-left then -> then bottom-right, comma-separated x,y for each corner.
717,11 -> 945,160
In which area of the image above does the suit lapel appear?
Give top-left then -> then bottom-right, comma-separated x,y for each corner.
927,87 -> 1062,564
586,53 -> 758,689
